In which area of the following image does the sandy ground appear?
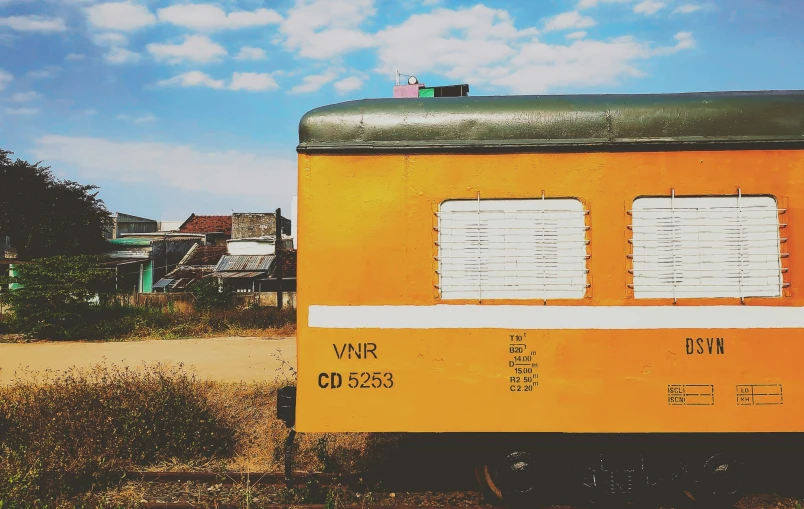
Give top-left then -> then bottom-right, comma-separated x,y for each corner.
0,336 -> 296,384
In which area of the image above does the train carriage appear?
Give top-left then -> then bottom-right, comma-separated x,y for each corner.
283,90 -> 804,506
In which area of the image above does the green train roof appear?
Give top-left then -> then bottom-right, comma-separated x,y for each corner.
297,90 -> 804,153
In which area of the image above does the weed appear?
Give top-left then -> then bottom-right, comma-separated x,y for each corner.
0,304 -> 295,341
0,363 -> 236,507
275,479 -> 327,504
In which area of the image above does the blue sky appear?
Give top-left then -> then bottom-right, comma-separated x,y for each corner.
0,0 -> 802,223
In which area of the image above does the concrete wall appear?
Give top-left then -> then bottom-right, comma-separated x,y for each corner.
232,213 -> 292,240
114,291 -> 296,311
233,291 -> 296,310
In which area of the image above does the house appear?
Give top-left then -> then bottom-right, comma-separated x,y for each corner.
231,213 -> 291,240
178,214 -> 232,246
227,235 -> 293,255
106,213 -> 159,239
157,220 -> 184,232
152,244 -> 227,292
207,249 -> 296,293
207,254 -> 275,293
106,234 -> 204,293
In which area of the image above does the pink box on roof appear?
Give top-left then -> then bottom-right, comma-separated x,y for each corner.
393,84 -> 423,98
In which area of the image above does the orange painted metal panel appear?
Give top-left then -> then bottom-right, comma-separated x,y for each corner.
295,150 -> 804,433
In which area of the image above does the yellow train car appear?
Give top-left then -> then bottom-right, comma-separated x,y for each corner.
282,90 -> 804,505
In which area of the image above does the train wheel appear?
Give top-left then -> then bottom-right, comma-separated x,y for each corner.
684,453 -> 745,508
474,450 -> 543,507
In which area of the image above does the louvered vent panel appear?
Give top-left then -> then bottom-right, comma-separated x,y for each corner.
631,195 -> 784,299
437,199 -> 589,300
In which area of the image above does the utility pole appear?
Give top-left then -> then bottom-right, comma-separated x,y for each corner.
275,208 -> 283,310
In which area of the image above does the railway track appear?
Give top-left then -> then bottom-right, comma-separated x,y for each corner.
129,470 -> 490,509
140,505 -> 477,509
127,471 -> 352,486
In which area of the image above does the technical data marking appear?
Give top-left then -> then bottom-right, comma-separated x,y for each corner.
667,384 -> 715,406
508,333 -> 538,391
736,384 -> 783,406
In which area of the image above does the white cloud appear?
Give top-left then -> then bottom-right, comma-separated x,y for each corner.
104,46 -> 140,64
157,4 -> 281,31
290,69 -> 338,93
157,70 -> 225,89
279,0 -> 377,59
577,0 -> 631,9
147,35 -> 227,64
334,76 -> 363,94
66,53 -> 86,61
544,11 -> 595,31
85,1 -> 156,31
157,70 -> 280,91
374,5 -> 536,82
234,46 -> 266,60
11,91 -> 37,102
566,31 -> 587,39
0,70 -> 11,91
118,113 -> 156,123
373,5 -> 695,95
26,68 -> 59,79
92,32 -> 127,47
31,135 -> 296,198
5,107 -> 39,115
229,72 -> 279,91
0,15 -> 67,32
652,31 -> 695,53
633,0 -> 665,15
673,4 -> 703,14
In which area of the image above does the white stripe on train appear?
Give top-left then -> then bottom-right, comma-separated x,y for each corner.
308,305 -> 804,329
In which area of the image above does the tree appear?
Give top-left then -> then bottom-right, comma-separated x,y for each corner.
0,149 -> 112,260
1,255 -> 115,338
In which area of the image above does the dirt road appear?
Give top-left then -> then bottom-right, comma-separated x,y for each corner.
0,336 -> 296,384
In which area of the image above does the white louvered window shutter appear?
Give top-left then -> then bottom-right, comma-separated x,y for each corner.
630,195 -> 784,299
437,198 -> 589,300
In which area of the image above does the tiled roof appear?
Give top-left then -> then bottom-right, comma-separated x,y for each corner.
183,245 -> 227,266
179,214 -> 232,236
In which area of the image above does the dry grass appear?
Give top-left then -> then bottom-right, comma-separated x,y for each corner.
0,361 -> 395,507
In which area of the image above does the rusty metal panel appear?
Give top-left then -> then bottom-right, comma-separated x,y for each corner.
207,271 -> 268,279
215,255 -> 275,272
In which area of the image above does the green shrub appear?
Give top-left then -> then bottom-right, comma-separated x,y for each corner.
0,255 -> 115,339
0,363 -> 236,506
0,303 -> 295,340
191,277 -> 234,311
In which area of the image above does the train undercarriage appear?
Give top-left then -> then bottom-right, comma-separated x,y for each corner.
278,389 -> 801,507
472,433 -> 802,508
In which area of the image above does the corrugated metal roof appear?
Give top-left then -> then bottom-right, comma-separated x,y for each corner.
207,271 -> 268,279
153,279 -> 172,289
215,255 -> 275,272
154,277 -> 200,289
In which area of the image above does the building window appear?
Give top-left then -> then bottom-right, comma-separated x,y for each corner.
436,198 -> 589,300
630,194 -> 785,300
